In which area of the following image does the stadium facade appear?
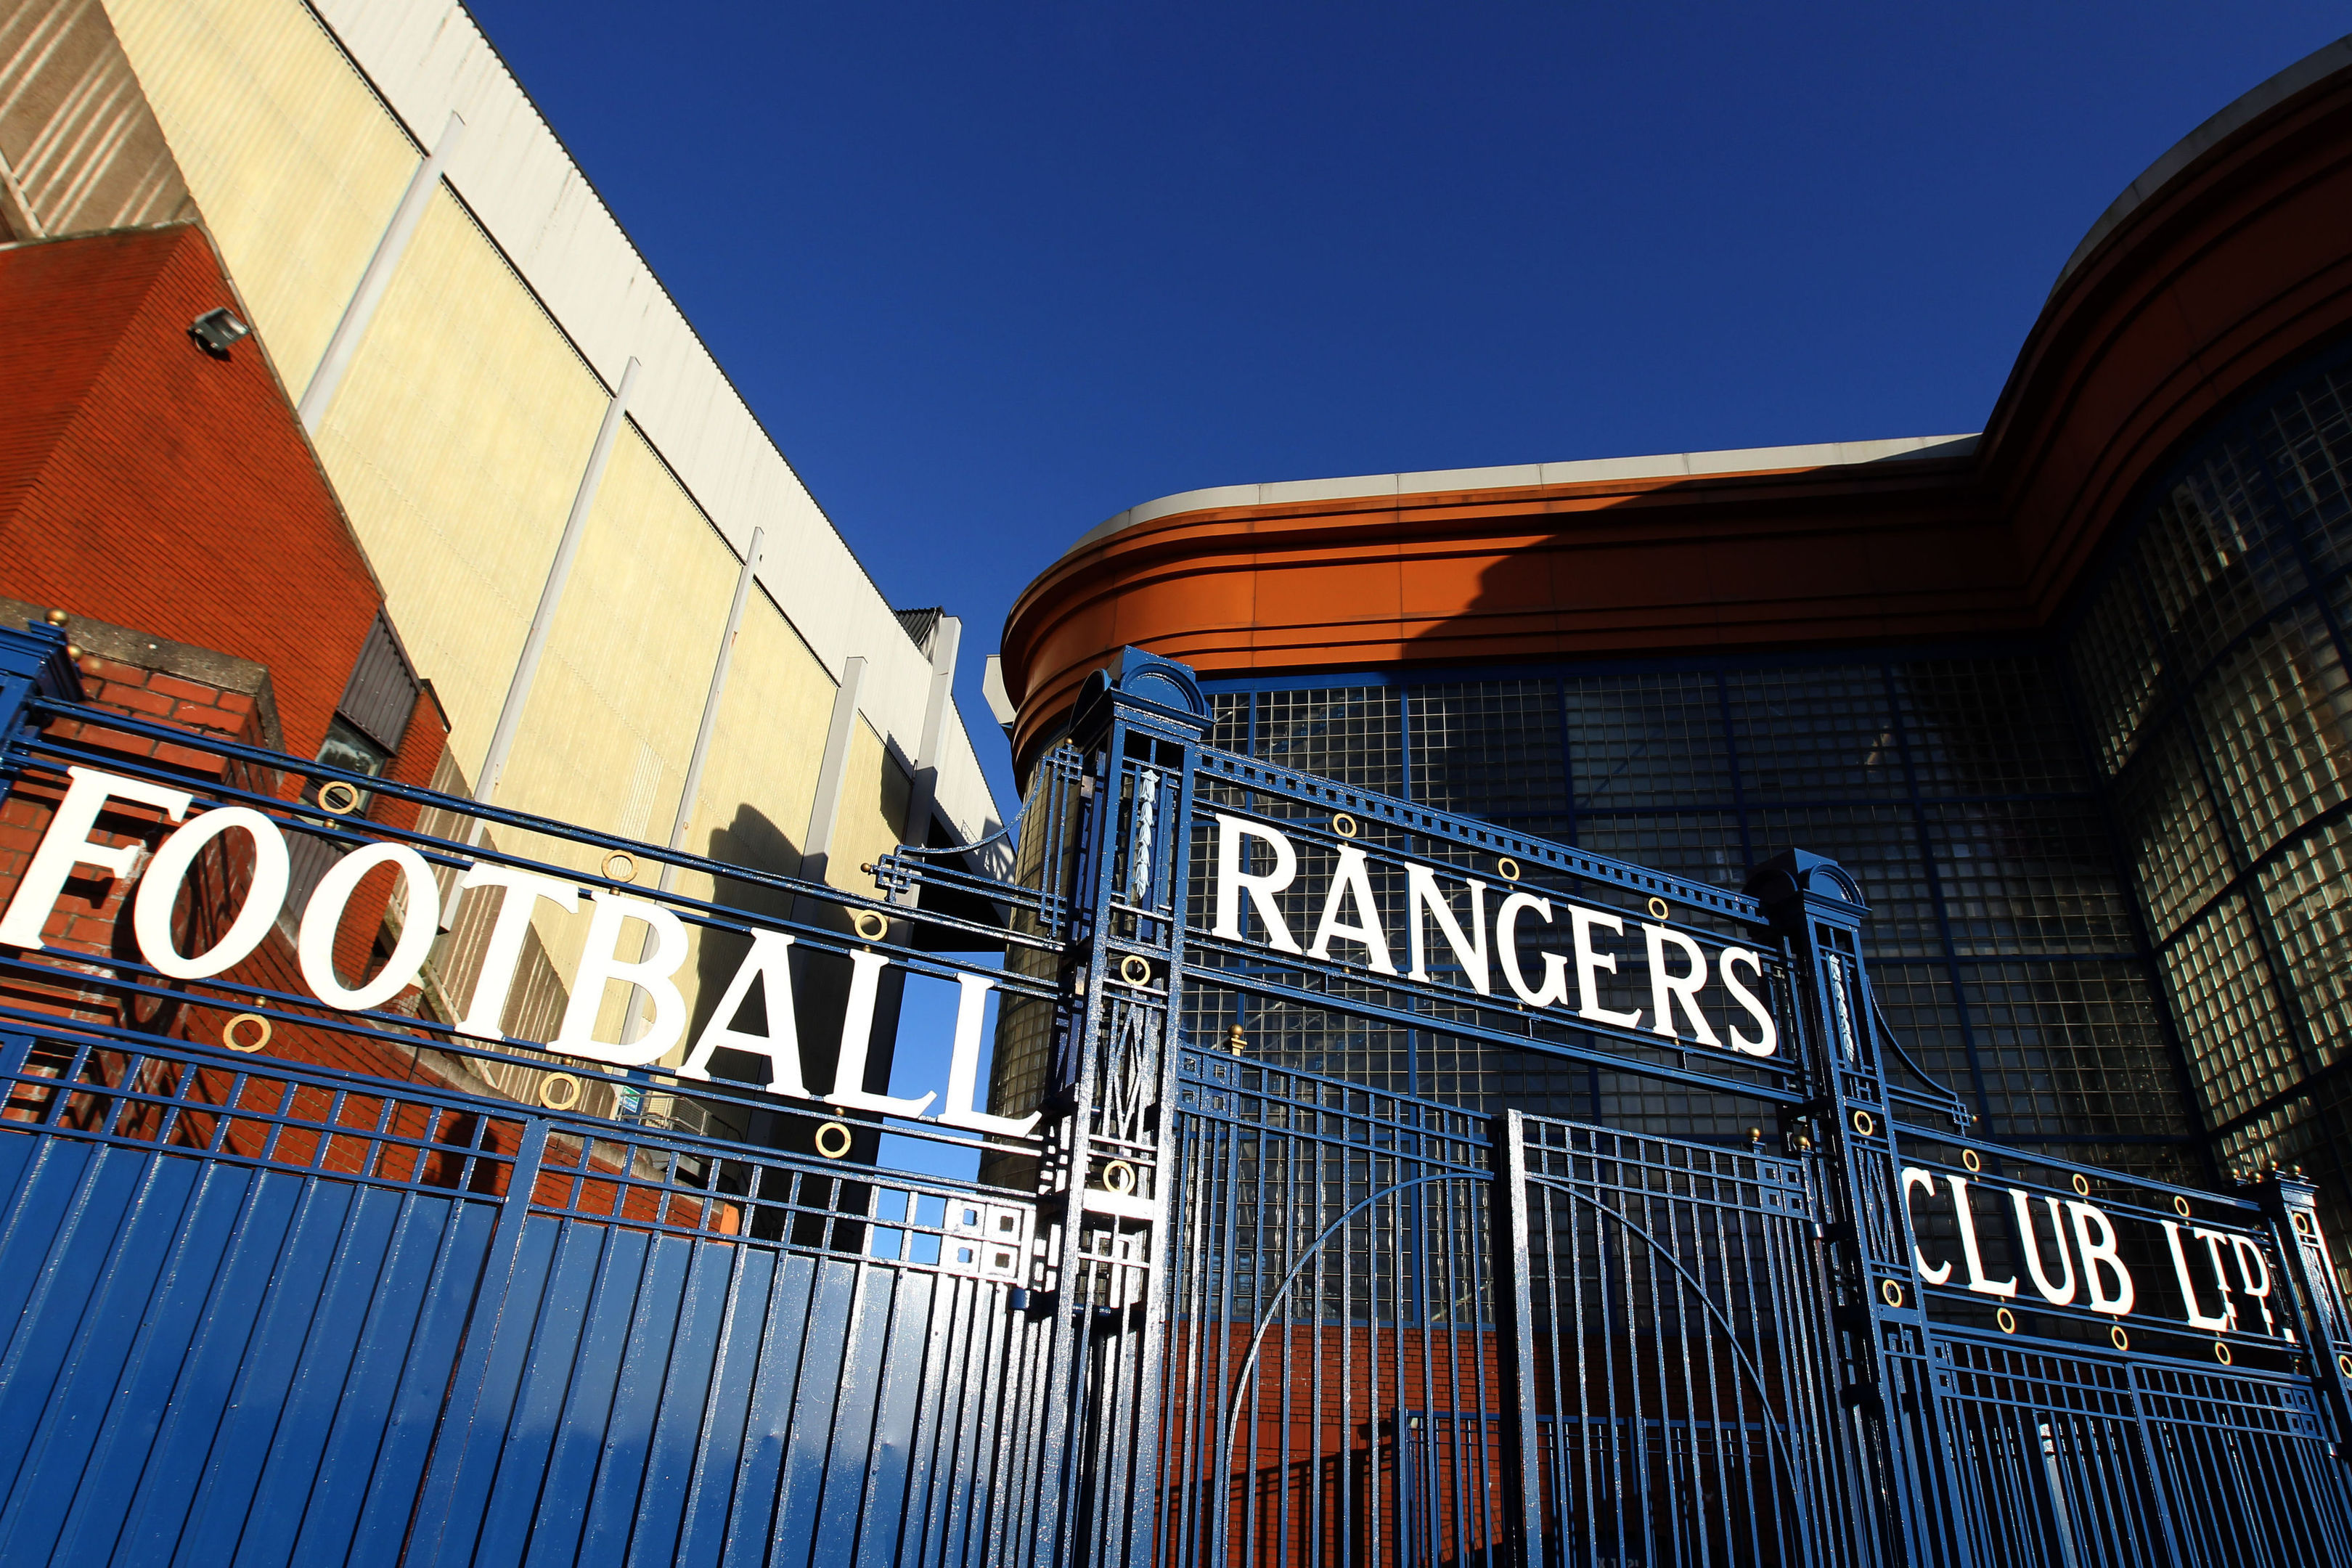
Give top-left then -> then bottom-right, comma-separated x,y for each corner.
1000,36 -> 2352,1277
0,0 -> 1002,1113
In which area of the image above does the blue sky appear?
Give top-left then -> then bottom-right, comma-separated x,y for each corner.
473,2 -> 2347,815
467,4 -> 2347,1175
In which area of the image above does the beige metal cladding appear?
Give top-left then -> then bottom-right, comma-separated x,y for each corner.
99,0 -> 418,400
91,0 -> 996,1071
306,0 -> 1002,849
0,0 -> 194,240
103,0 -> 1000,850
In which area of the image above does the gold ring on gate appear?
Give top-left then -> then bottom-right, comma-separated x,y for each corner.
1495,857 -> 1521,882
1646,897 -> 1669,921
539,1073 -> 582,1111
1961,1149 -> 1982,1174
1850,1109 -> 1875,1138
603,851 -> 637,883
851,910 -> 889,942
2214,1341 -> 2233,1365
2295,1212 -> 2317,1238
2173,1195 -> 2192,1218
2072,1174 -> 2092,1197
317,780 -> 363,814
1880,1280 -> 1903,1308
2110,1326 -> 2130,1352
815,1121 -> 854,1159
1103,1160 -> 1137,1196
1996,1307 -> 2017,1334
1119,954 -> 1153,987
222,1013 -> 271,1053
1330,812 -> 1358,839
2337,1352 -> 2351,1379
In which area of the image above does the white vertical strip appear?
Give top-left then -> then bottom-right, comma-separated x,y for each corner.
473,355 -> 640,807
624,526 -> 767,1050
298,110 -> 464,432
799,656 -> 867,887
890,616 -> 960,906
660,526 -> 764,885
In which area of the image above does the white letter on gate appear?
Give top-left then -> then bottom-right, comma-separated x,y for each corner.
298,842 -> 441,1009
0,766 -> 192,949
133,807 -> 290,979
1212,814 -> 1301,953
1720,947 -> 1777,1056
1949,1175 -> 2017,1298
2229,1236 -> 2277,1334
939,973 -> 1041,1135
1495,893 -> 1569,1008
2160,1222 -> 2236,1333
1901,1167 -> 1953,1284
552,891 -> 690,1067
1642,923 -> 1720,1047
2008,1188 -> 2078,1305
1307,845 -> 1397,975
828,949 -> 936,1117
452,863 -> 581,1041
1406,865 -> 1489,994
2067,1201 -> 2136,1316
1569,907 -> 1643,1029
679,930 -> 807,1095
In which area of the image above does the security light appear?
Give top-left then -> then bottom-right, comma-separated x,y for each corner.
188,306 -> 250,357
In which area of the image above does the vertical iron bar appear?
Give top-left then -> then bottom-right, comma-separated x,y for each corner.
1496,1111 -> 1540,1566
402,1116 -> 549,1566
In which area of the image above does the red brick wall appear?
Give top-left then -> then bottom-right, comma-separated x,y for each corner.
0,226 -> 391,763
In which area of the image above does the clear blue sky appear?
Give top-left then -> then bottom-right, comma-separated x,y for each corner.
475,2 -> 2346,817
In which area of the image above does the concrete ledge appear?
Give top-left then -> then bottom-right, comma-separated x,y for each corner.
0,595 -> 284,750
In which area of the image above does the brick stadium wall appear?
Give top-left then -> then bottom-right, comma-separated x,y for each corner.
0,224 -> 393,762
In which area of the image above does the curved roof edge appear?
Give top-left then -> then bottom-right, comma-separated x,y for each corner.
1048,37 -> 2352,584
1061,433 -> 1980,560
2049,33 -> 2352,298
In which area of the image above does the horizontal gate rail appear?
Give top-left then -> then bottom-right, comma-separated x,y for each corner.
0,703 -> 1066,1183
20,695 -> 1067,956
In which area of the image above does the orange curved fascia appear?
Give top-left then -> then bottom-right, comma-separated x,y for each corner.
1004,56 -> 2352,780
1987,72 -> 2352,613
1004,458 -> 2010,768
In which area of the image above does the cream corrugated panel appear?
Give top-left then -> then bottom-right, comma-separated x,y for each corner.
626,588 -> 839,1066
309,189 -> 608,761
496,428 -> 737,868
832,722 -> 913,899
309,0 -> 1002,845
100,0 -> 415,389
677,592 -> 836,880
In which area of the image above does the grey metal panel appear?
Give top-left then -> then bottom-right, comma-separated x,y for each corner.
337,612 -> 420,754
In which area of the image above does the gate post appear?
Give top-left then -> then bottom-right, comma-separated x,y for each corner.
0,622 -> 83,788
1748,849 -> 1973,1568
2258,1169 -> 2352,1445
1030,649 -> 1210,1567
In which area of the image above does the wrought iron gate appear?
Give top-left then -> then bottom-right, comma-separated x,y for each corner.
0,624 -> 2349,1564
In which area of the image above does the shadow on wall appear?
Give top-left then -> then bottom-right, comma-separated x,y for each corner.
691,802 -> 905,1163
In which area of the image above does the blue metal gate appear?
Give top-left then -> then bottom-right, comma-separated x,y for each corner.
0,624 -> 2349,1564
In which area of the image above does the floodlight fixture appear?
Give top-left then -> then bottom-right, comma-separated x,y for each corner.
188,307 -> 250,358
